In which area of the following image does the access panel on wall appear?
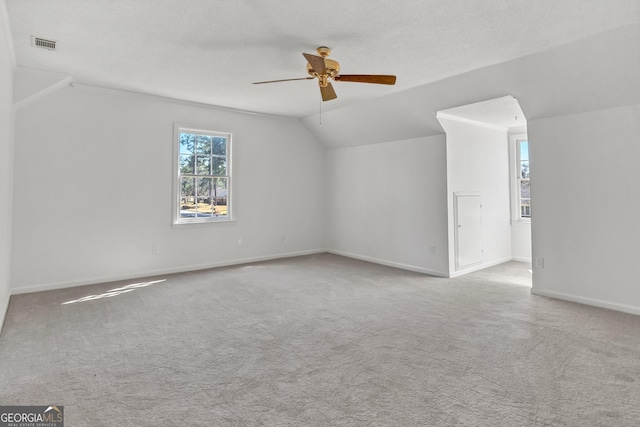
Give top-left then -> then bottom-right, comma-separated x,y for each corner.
455,193 -> 483,270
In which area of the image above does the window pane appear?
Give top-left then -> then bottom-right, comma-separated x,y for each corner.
520,160 -> 529,179
179,155 -> 194,174
180,177 -> 196,218
213,137 -> 227,155
211,177 -> 228,217
196,156 -> 210,175
181,177 -> 195,197
520,141 -> 529,161
195,197 -> 213,217
211,156 -> 227,175
196,135 -> 212,155
213,206 -> 228,217
520,180 -> 530,199
180,133 -> 195,154
521,199 -> 531,218
197,177 -> 213,198
214,177 -> 228,190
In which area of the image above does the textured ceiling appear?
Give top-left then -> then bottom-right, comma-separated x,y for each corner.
6,0 -> 640,118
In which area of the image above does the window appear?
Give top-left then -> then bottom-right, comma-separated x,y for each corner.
511,136 -> 530,221
174,126 -> 231,224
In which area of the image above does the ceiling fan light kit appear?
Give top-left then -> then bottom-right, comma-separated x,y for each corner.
253,46 -> 396,102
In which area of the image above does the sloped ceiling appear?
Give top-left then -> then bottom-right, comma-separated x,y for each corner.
6,0 -> 640,120
438,96 -> 525,130
304,23 -> 640,148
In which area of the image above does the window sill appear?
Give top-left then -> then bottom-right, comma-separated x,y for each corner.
172,218 -> 237,228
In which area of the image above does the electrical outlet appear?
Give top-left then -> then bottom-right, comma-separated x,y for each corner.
535,257 -> 544,268
237,238 -> 243,247
152,244 -> 158,254
429,245 -> 436,254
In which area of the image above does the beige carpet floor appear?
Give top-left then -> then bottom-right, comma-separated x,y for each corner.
1,254 -> 639,426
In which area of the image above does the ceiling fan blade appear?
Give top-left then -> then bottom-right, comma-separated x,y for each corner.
303,53 -> 326,75
334,74 -> 396,85
320,83 -> 337,101
253,77 -> 314,84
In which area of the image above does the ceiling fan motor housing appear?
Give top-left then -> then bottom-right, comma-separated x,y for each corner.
306,46 -> 340,85
306,58 -> 340,82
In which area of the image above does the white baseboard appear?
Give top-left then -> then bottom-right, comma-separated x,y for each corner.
327,249 -> 448,277
511,256 -> 532,263
531,288 -> 640,316
448,257 -> 513,278
11,249 -> 327,295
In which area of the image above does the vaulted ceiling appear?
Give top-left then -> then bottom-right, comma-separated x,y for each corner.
6,0 -> 640,119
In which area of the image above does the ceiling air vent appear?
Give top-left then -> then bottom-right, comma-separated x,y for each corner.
32,36 -> 57,50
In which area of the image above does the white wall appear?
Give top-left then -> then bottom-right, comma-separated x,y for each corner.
511,222 -> 532,262
11,85 -> 326,293
326,135 -> 449,276
439,118 -> 511,275
13,67 -> 72,109
0,0 -> 15,330
530,103 -> 640,314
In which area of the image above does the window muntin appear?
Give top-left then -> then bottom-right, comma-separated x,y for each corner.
175,127 -> 231,223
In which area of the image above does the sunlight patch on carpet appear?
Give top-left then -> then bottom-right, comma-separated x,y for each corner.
61,279 -> 167,305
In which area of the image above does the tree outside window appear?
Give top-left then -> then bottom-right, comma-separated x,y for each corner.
175,127 -> 231,223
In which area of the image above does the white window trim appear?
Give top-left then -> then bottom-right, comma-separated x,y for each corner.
172,123 -> 233,226
509,133 -> 530,223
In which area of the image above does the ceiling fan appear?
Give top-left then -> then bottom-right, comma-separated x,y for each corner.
253,46 -> 396,101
